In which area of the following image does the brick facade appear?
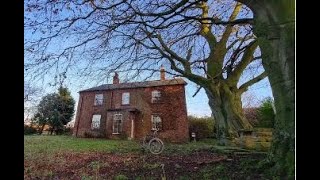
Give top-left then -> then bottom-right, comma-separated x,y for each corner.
73,78 -> 189,143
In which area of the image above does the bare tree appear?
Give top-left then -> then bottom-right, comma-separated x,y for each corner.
25,0 -> 267,140
24,82 -> 43,123
24,82 -> 41,103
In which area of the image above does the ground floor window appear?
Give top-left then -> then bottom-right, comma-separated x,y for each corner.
113,114 -> 123,134
91,114 -> 101,129
151,115 -> 162,131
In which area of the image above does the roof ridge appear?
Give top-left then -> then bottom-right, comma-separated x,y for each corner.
79,78 -> 186,93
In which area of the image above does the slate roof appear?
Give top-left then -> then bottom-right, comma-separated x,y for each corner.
79,78 -> 187,93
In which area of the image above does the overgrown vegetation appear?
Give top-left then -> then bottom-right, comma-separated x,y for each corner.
188,116 -> 214,140
24,125 -> 38,135
243,97 -> 275,128
256,97 -> 275,128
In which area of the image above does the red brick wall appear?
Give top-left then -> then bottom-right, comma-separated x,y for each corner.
73,84 -> 189,142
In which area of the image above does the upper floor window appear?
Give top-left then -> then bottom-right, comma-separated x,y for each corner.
113,114 -> 123,134
151,90 -> 161,103
151,115 -> 162,131
122,92 -> 130,105
91,114 -> 101,129
94,94 -> 103,106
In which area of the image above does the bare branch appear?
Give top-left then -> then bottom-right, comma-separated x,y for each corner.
238,71 -> 268,93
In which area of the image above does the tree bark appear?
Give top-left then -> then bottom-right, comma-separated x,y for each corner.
204,82 -> 253,144
239,1 -> 295,178
38,124 -> 45,135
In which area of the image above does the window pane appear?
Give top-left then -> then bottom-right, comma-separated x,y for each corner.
122,93 -> 130,105
94,94 -> 103,105
113,114 -> 123,133
152,91 -> 161,103
91,114 -> 101,129
151,115 -> 162,130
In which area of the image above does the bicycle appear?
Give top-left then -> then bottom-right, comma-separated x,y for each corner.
141,128 -> 164,154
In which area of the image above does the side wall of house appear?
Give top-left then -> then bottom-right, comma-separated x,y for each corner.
73,91 -> 109,137
134,85 -> 189,143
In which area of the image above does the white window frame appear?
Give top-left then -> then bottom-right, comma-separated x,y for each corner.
113,114 -> 123,134
122,92 -> 130,105
91,114 -> 101,129
151,90 -> 161,103
151,115 -> 162,131
94,94 -> 104,106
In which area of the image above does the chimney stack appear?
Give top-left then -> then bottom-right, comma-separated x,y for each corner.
160,65 -> 165,81
113,72 -> 119,84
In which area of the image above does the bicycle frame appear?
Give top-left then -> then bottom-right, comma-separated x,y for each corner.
141,128 -> 164,154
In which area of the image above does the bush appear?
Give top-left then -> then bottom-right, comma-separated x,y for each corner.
188,116 -> 214,140
62,127 -> 73,135
84,131 -> 104,138
24,125 -> 38,135
256,97 -> 275,128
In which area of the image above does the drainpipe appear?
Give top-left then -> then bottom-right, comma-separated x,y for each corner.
110,91 -> 113,109
130,115 -> 134,140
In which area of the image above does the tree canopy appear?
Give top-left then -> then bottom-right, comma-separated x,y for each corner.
35,87 -> 75,134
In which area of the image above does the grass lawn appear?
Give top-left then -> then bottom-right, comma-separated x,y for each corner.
24,135 -> 270,180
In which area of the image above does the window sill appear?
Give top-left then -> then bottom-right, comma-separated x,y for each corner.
112,133 -> 120,135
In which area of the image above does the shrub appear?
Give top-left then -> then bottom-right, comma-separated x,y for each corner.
84,131 -> 104,138
61,127 -> 73,135
24,125 -> 38,135
256,97 -> 275,128
188,116 -> 214,140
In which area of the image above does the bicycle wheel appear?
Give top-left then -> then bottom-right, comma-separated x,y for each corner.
148,138 -> 164,154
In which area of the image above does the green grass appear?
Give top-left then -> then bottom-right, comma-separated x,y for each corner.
24,135 -> 141,156
25,135 -> 253,157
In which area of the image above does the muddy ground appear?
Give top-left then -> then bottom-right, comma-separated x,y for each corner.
24,150 -> 268,180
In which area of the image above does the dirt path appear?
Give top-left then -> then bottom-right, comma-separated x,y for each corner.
24,151 -> 267,180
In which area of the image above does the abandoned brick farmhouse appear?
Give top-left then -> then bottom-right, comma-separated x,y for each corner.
73,68 -> 189,142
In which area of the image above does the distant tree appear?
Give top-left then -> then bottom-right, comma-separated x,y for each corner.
256,97 -> 275,128
56,87 -> 76,126
24,82 -> 42,122
35,87 -> 75,135
24,82 -> 41,103
243,108 -> 259,127
32,112 -> 47,134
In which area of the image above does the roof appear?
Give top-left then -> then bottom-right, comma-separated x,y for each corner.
79,78 -> 187,93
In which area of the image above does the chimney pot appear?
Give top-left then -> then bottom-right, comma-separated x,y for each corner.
160,65 -> 165,81
113,72 -> 119,84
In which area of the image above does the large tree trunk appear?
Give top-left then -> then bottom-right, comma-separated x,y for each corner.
240,1 -> 295,178
205,82 -> 253,144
